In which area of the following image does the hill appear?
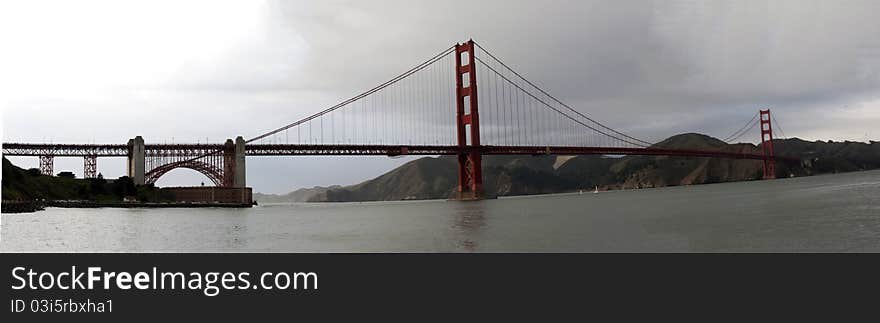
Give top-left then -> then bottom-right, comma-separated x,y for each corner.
253,185 -> 342,203
257,133 -> 880,202
2,157 -> 168,202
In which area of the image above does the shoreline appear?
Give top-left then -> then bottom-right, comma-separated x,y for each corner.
47,201 -> 254,209
1,200 -> 253,213
1,200 -> 45,213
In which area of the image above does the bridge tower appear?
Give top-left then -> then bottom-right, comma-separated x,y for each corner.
221,136 -> 247,188
128,136 -> 145,185
223,139 -> 235,187
759,109 -> 776,179
454,40 -> 483,200
234,136 -> 246,188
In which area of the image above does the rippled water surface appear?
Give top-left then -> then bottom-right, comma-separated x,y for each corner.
2,170 -> 879,252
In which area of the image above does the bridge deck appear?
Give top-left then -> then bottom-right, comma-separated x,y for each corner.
2,143 -> 796,161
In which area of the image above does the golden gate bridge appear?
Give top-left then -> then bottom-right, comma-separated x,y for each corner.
2,40 -> 797,200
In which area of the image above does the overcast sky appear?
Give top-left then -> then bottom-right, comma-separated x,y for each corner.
2,0 -> 879,194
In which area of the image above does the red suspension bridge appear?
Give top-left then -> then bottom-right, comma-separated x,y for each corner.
2,40 -> 797,200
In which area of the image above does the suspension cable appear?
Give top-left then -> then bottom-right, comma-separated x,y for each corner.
772,116 -> 787,139
246,45 -> 456,143
473,41 -> 654,147
722,112 -> 759,142
475,56 -> 649,148
160,46 -> 456,168
726,119 -> 759,143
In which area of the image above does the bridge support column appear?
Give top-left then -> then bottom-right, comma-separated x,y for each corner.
127,136 -> 145,185
760,109 -> 776,179
223,139 -> 236,187
234,136 -> 246,188
39,155 -> 54,176
84,155 -> 97,179
454,40 -> 484,200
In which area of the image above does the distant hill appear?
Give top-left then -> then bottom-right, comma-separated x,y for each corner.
254,133 -> 880,202
253,185 -> 342,203
607,133 -> 770,188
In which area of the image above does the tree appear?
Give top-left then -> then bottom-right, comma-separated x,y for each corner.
89,175 -> 107,195
26,168 -> 41,176
57,171 -> 75,179
113,176 -> 136,197
77,185 -> 89,199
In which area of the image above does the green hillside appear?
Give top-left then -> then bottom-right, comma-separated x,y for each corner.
2,157 -> 168,202
256,133 -> 880,202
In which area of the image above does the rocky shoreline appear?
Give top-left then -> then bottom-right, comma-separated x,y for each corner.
1,200 -> 45,213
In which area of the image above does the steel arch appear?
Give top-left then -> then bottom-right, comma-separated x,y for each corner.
144,159 -> 224,186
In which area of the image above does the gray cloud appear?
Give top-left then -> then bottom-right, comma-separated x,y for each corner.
3,0 -> 879,193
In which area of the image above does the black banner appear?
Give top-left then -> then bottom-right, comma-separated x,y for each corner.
2,253 -> 877,320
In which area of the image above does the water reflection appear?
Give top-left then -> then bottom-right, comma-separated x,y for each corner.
118,208 -> 150,251
221,210 -> 249,250
450,201 -> 487,252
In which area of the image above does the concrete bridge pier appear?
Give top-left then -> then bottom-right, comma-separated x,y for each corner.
127,136 -> 145,185
234,136 -> 246,188
221,136 -> 247,188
